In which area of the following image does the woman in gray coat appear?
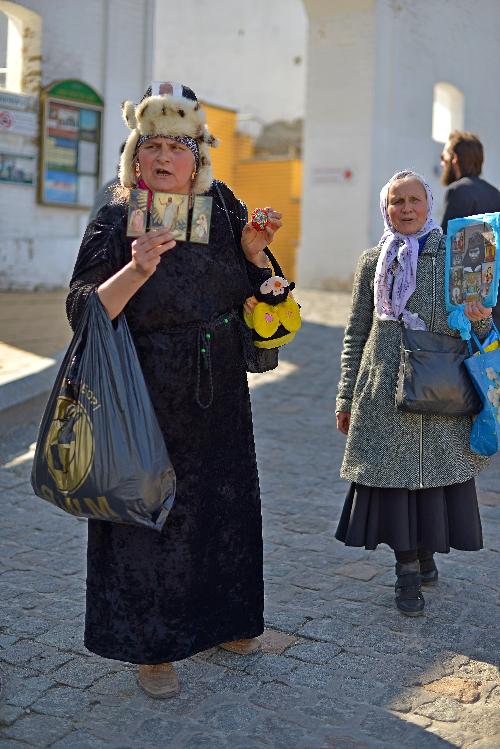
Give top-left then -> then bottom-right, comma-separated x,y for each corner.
335,170 -> 492,616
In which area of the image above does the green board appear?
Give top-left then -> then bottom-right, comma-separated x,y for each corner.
44,80 -> 104,107
39,79 -> 104,207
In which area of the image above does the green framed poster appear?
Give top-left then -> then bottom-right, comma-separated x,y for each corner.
38,79 -> 104,208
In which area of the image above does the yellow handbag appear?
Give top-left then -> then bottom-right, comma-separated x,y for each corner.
243,250 -> 301,349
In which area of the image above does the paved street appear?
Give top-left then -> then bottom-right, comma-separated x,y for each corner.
0,289 -> 499,749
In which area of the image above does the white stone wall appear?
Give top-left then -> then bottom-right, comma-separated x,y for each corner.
299,0 -> 500,289
1,0 -> 307,289
369,0 -> 500,247
0,0 -> 153,289
153,0 -> 307,126
298,0 -> 376,289
5,0 -> 498,290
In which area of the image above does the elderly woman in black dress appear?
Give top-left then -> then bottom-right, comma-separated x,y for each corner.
66,82 -> 282,698
335,170 -> 492,617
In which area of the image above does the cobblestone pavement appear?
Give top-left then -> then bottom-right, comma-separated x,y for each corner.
1,289 -> 499,749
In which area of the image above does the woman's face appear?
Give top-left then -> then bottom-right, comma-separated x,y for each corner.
137,137 -> 195,194
387,178 -> 428,234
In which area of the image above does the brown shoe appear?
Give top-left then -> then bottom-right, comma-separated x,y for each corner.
137,662 -> 180,699
219,638 -> 260,655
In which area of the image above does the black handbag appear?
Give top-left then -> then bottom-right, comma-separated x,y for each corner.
395,326 -> 481,416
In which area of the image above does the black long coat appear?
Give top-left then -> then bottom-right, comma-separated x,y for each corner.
66,181 -> 268,664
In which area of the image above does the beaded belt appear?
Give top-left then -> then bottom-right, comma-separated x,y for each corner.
195,310 -> 238,409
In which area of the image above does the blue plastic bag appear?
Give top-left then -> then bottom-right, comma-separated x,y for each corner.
445,212 -> 500,339
464,323 -> 500,456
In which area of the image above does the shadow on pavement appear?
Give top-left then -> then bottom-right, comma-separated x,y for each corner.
0,319 -> 498,748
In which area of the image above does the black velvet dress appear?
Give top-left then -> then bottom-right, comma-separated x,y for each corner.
66,181 -> 268,664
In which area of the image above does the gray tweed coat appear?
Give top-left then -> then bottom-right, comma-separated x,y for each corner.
336,229 -> 491,489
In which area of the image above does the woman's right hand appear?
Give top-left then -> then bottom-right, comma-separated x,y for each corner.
464,301 -> 492,322
336,411 -> 350,435
130,229 -> 176,278
243,296 -> 258,316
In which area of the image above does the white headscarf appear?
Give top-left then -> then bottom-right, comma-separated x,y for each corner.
374,170 -> 442,330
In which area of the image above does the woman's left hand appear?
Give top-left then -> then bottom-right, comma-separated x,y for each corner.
241,207 -> 283,267
464,301 -> 492,322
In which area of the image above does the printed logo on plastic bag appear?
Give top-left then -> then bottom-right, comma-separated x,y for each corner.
45,396 -> 94,494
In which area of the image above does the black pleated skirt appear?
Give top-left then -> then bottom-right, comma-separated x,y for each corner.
335,478 -> 483,553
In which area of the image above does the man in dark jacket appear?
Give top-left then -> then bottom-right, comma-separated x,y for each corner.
441,131 -> 500,327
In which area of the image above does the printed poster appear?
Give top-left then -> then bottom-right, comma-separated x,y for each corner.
0,153 -> 35,185
448,221 -> 497,305
44,170 -> 77,203
41,97 -> 102,206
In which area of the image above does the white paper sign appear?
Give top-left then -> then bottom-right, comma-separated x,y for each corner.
312,167 -> 354,184
0,91 -> 37,111
78,140 -> 97,174
0,108 -> 38,137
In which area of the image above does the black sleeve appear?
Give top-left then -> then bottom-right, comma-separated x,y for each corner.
214,181 -> 273,290
66,204 -> 129,331
441,185 -> 474,233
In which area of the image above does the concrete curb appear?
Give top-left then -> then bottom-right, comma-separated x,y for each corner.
0,349 -> 65,438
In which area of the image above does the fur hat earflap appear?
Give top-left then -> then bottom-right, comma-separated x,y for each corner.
200,126 -> 219,148
119,129 -> 140,188
195,141 -> 215,194
121,100 -> 137,130
120,81 -> 219,194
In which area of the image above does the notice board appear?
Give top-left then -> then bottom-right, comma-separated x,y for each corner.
39,80 -> 103,208
0,90 -> 38,186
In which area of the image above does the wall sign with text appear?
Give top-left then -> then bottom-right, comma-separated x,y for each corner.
39,80 -> 104,208
0,91 -> 38,186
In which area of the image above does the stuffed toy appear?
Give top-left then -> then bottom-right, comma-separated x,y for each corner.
244,272 -> 301,349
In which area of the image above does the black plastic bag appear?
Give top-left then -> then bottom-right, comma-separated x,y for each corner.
31,291 -> 176,531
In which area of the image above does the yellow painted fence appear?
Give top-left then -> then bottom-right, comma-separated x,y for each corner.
204,103 -> 301,281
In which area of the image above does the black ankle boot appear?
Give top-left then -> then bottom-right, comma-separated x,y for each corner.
395,561 -> 425,616
418,549 -> 438,585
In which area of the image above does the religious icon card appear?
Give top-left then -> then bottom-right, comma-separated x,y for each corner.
450,282 -> 463,305
482,262 -> 495,299
445,214 -> 500,334
462,223 -> 486,271
150,192 -> 189,241
449,266 -> 463,304
484,226 -> 496,263
463,270 -> 482,303
190,196 -> 213,244
451,229 -> 464,264
450,267 -> 462,287
126,189 -> 149,237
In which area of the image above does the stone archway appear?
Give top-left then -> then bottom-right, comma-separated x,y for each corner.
0,1 -> 42,94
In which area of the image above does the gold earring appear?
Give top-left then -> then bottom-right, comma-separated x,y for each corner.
135,162 -> 141,177
191,171 -> 196,181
